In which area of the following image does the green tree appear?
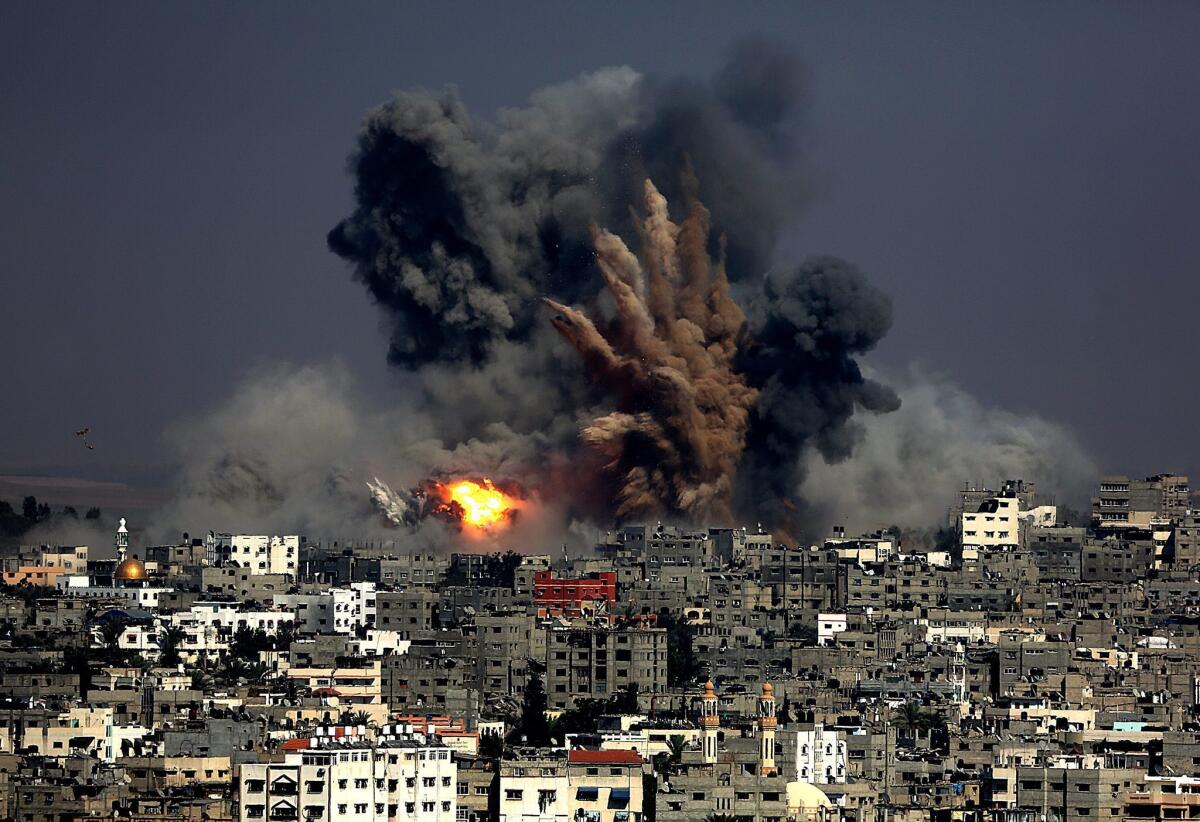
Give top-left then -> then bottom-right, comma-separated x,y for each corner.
895,701 -> 938,735
96,617 -> 130,653
230,626 -> 271,658
21,496 -> 38,521
216,657 -> 252,686
484,551 -> 523,589
341,710 -> 371,726
478,731 -> 504,759
657,610 -> 700,687
85,507 -> 102,520
614,683 -> 639,714
0,501 -> 29,538
159,625 -> 188,667
511,672 -> 551,746
778,695 -> 792,726
62,646 -> 94,698
788,622 -> 818,645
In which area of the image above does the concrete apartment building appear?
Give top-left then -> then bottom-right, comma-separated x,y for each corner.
543,623 -> 667,708
1013,765 -> 1144,822
1092,474 -> 1190,528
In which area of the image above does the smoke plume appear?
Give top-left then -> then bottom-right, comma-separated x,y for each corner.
796,369 -> 1097,534
326,42 -> 899,530
544,172 -> 758,521
736,256 -> 901,528
141,41 -> 1095,544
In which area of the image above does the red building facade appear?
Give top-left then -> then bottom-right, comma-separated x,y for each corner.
533,570 -> 617,609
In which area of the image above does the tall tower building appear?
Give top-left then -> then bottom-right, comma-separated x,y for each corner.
700,680 -> 719,765
758,681 -> 777,774
115,517 -> 129,563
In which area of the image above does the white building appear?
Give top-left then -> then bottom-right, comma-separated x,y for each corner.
18,708 -> 150,762
168,603 -> 296,663
238,736 -> 456,822
96,622 -> 160,659
796,724 -> 847,784
278,583 -> 376,636
58,575 -> 175,609
816,613 -> 848,646
826,536 -> 895,564
347,630 -> 411,659
961,494 -> 1021,556
172,602 -> 295,635
38,545 -> 89,574
1018,505 -> 1057,528
230,535 -> 301,578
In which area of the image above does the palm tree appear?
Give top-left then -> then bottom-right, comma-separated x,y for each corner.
340,710 -> 371,727
190,669 -> 214,692
158,625 -> 187,667
895,701 -> 940,737
216,657 -> 251,686
95,617 -> 130,663
667,736 -> 686,764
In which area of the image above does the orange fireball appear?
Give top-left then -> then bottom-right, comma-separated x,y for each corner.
441,479 -> 517,528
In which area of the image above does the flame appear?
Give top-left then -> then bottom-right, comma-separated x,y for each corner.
435,478 -> 518,529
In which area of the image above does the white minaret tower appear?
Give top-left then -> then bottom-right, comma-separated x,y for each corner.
700,680 -> 720,765
115,517 -> 129,563
758,681 -> 777,775
951,641 -> 967,705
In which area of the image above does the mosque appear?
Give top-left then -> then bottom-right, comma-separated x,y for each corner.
56,517 -> 173,608
112,517 -> 147,582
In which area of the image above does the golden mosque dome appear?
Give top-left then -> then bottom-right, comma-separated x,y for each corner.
114,557 -> 146,581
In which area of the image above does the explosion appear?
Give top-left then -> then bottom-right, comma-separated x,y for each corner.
432,479 -> 519,529
331,44 -> 903,536
545,169 -> 757,521
365,475 -> 523,532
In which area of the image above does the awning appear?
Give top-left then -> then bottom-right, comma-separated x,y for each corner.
608,789 -> 630,808
576,788 -> 598,801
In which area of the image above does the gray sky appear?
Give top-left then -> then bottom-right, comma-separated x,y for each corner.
2,1 -> 1198,489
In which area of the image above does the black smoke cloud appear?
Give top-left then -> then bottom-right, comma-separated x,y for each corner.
736,257 -> 901,528
325,41 -> 897,533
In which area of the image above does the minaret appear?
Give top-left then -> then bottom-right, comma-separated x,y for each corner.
700,680 -> 719,764
115,517 -> 129,563
758,681 -> 777,775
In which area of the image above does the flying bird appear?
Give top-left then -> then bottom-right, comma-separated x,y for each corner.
76,427 -> 96,451
75,427 -> 89,437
